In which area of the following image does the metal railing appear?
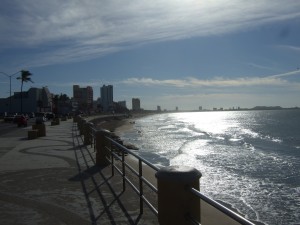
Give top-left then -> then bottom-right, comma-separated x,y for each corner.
77,115 -> 257,225
86,121 -> 159,216
105,136 -> 159,216
187,187 -> 255,225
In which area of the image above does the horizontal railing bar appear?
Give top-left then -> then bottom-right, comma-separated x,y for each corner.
105,155 -> 111,164
109,149 -> 122,161
141,195 -> 158,216
108,145 -> 158,194
120,168 -> 159,215
111,154 -> 158,194
106,137 -> 159,171
109,155 -> 159,214
122,177 -> 159,216
189,187 -> 255,225
123,160 -> 139,176
124,176 -> 140,195
112,163 -> 123,177
141,176 -> 158,193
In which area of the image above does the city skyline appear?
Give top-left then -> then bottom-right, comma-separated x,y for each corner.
1,1 -> 300,110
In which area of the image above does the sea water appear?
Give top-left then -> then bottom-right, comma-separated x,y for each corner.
118,110 -> 300,225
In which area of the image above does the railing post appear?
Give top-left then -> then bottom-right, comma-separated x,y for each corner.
95,129 -> 111,167
73,115 -> 79,123
77,116 -> 82,133
79,118 -> 86,136
55,117 -> 60,125
83,121 -> 92,145
155,166 -> 202,225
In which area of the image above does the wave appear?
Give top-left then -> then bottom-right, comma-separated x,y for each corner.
124,111 -> 300,225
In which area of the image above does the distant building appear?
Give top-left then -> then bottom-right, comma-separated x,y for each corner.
0,87 -> 52,114
199,106 -> 202,111
100,85 -> 113,112
132,98 -> 140,111
176,106 -> 178,111
157,106 -> 161,112
95,97 -> 101,111
114,101 -> 129,113
52,94 -> 72,115
73,85 -> 93,111
118,101 -> 126,108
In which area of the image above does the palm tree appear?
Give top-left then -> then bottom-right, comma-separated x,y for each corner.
16,70 -> 33,113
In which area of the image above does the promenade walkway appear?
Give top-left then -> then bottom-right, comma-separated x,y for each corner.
0,119 -> 158,225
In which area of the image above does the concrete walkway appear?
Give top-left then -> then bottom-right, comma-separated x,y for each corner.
0,119 -> 158,225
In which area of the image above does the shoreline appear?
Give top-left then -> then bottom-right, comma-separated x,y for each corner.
89,115 -> 140,150
90,115 -> 129,132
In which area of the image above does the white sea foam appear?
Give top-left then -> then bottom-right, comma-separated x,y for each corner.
119,110 -> 300,225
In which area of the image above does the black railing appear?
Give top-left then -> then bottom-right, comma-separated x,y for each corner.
77,115 -> 257,225
187,187 -> 255,225
87,123 -> 159,216
105,138 -> 159,215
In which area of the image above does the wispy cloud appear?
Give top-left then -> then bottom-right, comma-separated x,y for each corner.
1,0 -> 300,67
276,45 -> 300,52
247,63 -> 276,71
122,70 -> 300,88
267,69 -> 300,78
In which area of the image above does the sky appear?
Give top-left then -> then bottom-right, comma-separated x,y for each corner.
0,0 -> 300,110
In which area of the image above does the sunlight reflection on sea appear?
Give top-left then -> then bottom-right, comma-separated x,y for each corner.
119,110 -> 300,225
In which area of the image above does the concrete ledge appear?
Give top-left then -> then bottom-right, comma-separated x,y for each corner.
28,130 -> 38,140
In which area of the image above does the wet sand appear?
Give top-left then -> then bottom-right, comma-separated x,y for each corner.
90,116 -> 130,132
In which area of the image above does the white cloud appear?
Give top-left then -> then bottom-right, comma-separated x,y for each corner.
276,45 -> 300,52
1,0 -> 300,67
267,69 -> 300,78
122,72 -> 300,88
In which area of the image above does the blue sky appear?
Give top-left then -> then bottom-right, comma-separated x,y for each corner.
0,0 -> 300,110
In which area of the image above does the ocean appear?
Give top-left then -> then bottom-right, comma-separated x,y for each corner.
118,109 -> 300,225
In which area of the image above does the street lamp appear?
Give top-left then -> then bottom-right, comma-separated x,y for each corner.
0,71 -> 20,113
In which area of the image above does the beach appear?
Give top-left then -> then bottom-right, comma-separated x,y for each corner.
90,115 -> 129,132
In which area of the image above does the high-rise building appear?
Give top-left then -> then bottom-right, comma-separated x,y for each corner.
132,98 -> 140,111
73,85 -> 93,110
100,85 -> 113,112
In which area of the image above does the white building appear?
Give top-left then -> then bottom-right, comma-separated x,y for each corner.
132,98 -> 140,111
0,87 -> 52,114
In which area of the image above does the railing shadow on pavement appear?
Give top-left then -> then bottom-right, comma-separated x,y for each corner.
69,123 -> 145,225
